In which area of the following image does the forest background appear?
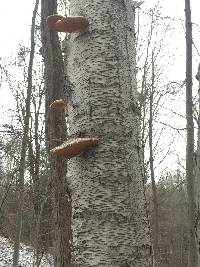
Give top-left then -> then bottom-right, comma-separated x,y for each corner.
0,0 -> 200,175
0,0 -> 199,267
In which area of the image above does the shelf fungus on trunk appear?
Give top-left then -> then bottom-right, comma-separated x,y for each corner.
50,99 -> 65,110
46,14 -> 64,31
46,15 -> 89,33
50,138 -> 98,159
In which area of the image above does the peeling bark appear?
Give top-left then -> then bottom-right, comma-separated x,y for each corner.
65,0 -> 152,266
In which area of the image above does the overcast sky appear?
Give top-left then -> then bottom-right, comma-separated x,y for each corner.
0,1 -> 34,55
0,0 -> 199,55
0,0 -> 200,177
0,0 -> 199,82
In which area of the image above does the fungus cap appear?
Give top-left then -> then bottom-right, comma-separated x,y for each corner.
50,99 -> 65,110
50,138 -> 98,159
46,15 -> 64,31
47,15 -> 89,33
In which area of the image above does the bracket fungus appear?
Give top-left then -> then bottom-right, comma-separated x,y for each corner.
47,15 -> 89,33
50,99 -> 65,110
46,14 -> 63,31
50,138 -> 98,159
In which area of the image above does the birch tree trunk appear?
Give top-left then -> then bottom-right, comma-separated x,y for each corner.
12,0 -> 39,266
65,0 -> 152,266
41,0 -> 71,266
185,0 -> 197,266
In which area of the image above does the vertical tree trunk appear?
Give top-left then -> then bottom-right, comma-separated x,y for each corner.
65,0 -> 152,266
185,1 -> 197,266
149,52 -> 159,266
41,1 -> 71,266
195,63 -> 200,266
12,1 -> 39,266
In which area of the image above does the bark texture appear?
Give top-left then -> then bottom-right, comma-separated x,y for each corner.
65,0 -> 152,266
185,1 -> 197,266
41,0 -> 71,266
195,64 -> 200,266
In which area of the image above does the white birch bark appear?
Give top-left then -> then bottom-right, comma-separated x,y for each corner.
65,0 -> 152,266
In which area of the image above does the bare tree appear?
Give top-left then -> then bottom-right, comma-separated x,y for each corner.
137,8 -> 176,265
12,0 -> 39,266
41,0 -> 71,266
149,51 -> 160,266
185,0 -> 197,266
28,92 -> 46,266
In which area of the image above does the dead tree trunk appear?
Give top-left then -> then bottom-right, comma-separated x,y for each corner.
185,1 -> 197,266
41,0 -> 71,266
12,1 -> 39,266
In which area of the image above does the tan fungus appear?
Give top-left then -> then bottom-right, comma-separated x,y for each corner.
50,138 -> 98,159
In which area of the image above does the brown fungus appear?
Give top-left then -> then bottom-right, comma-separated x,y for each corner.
50,138 -> 98,159
47,15 -> 89,33
46,14 -> 64,31
50,99 -> 65,110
